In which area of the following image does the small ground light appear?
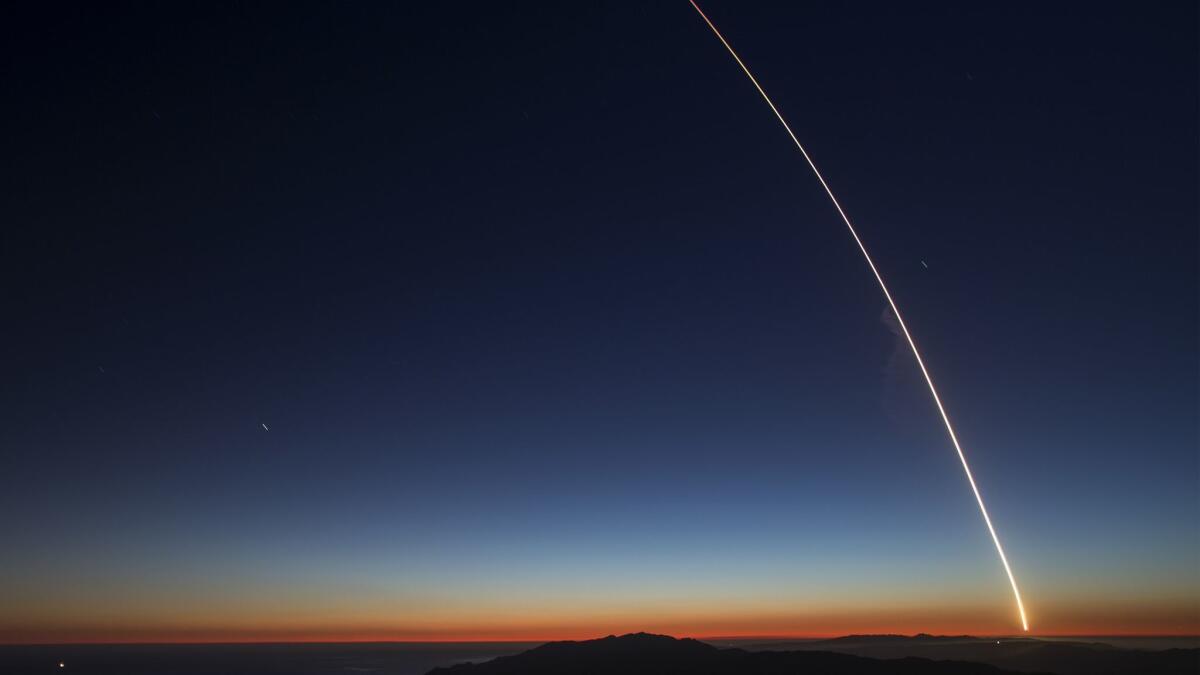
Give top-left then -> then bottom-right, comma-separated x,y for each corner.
59,663 -> 65,668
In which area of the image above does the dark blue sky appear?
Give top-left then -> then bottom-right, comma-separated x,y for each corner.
2,2 -> 1195,640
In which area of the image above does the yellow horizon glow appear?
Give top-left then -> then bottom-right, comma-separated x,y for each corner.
5,599 -> 1197,644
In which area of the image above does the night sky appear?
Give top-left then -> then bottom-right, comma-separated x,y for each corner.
2,2 -> 1196,642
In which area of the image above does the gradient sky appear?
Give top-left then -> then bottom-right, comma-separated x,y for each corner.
2,2 -> 1196,643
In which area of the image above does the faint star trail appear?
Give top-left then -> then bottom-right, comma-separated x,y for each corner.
688,0 -> 1030,631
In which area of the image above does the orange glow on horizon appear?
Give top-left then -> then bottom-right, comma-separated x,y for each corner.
7,627 -> 1200,645
7,610 -> 1198,645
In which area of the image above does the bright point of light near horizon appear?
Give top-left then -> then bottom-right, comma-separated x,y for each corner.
688,0 -> 1030,631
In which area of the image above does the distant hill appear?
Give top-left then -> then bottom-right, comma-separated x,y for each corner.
426,632 -> 1043,675
742,634 -> 1199,675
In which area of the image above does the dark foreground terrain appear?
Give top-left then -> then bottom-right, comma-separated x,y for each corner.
0,642 -> 534,675
1,633 -> 1193,674
431,633 -> 1198,675
743,634 -> 1200,675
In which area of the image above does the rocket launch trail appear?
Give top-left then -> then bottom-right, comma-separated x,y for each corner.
687,1 -> 1030,631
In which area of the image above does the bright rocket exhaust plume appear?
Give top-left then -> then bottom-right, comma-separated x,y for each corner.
688,0 -> 1030,632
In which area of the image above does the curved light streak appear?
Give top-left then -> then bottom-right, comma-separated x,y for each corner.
688,0 -> 1029,632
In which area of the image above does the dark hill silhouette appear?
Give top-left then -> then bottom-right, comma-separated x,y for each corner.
426,632 -> 1043,675
742,634 -> 1200,675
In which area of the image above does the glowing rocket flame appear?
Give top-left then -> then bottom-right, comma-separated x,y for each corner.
688,0 -> 1030,632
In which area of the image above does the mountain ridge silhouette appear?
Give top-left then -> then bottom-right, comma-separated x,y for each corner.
428,632 -> 1199,675
426,632 -> 1045,675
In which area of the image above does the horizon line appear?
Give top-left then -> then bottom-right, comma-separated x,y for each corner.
6,631 -> 1198,646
